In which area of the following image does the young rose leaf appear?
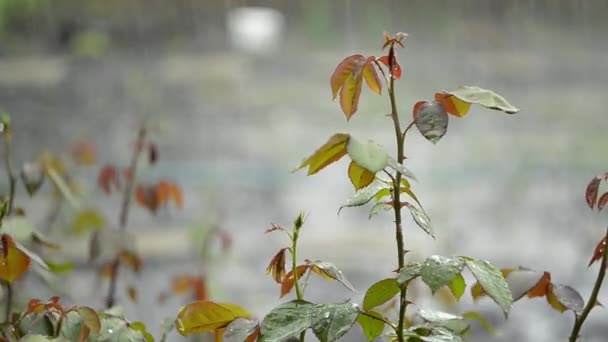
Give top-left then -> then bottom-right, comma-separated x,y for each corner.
585,175 -> 606,209
0,234 -> 31,283
420,256 -> 465,294
76,306 -> 101,335
357,310 -> 385,341
397,262 -> 422,286
135,184 -> 160,213
434,93 -> 472,118
338,178 -> 388,213
259,300 -> 315,341
157,180 -> 184,208
368,202 -> 391,219
442,86 -> 520,115
363,278 -> 400,310
463,257 -> 512,316
598,192 -> 608,211
97,164 -> 121,194
405,204 -> 434,239
347,161 -> 375,190
311,261 -> 356,292
386,158 -> 417,181
265,223 -> 286,234
280,265 -> 310,298
551,284 -> 584,313
20,162 -> 45,196
311,303 -> 359,342
330,55 -> 379,119
589,237 -> 606,267
223,318 -> 260,342
413,100 -> 449,144
175,301 -> 251,336
72,209 -> 106,235
339,66 -> 364,119
346,137 -> 388,174
330,55 -> 365,99
448,274 -> 466,301
377,55 -> 402,79
265,248 -> 288,284
294,133 -> 350,176
119,250 -> 142,273
462,311 -> 495,335
526,271 -> 551,298
362,58 -> 382,95
128,322 -> 155,342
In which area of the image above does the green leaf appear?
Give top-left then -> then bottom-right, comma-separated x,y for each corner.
259,300 -> 315,342
175,301 -> 251,336
368,202 -> 391,219
446,86 -> 519,114
447,274 -> 466,301
363,278 -> 400,310
417,309 -> 468,335
311,303 -> 359,342
419,327 -> 465,342
339,179 -> 388,213
357,311 -> 385,341
346,137 -> 388,174
463,257 -> 512,316
0,216 -> 33,242
421,256 -> 464,294
407,205 -> 434,239
129,321 -> 155,342
294,134 -> 350,176
72,209 -> 106,235
223,318 -> 259,342
311,261 -> 357,292
462,311 -> 495,335
46,261 -> 74,274
397,262 -> 422,286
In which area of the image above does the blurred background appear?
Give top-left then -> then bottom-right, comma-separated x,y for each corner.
1,0 -> 608,341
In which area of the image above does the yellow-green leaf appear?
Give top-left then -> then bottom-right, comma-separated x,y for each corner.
72,209 -> 106,235
294,134 -> 350,175
176,301 -> 251,336
348,161 -> 375,190
362,59 -> 381,95
0,234 -> 31,283
340,73 -> 364,120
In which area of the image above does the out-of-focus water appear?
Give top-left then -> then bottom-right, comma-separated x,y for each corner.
1,1 -> 608,341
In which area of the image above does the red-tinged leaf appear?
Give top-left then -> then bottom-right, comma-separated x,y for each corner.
77,306 -> 101,335
348,161 -> 375,190
598,192 -> 608,211
265,224 -> 285,234
194,276 -> 208,301
585,176 -> 602,209
171,275 -> 208,300
97,164 -> 120,194
265,248 -> 288,284
330,54 -> 365,99
526,272 -> 552,298
71,140 -> 96,166
27,299 -> 45,314
377,55 -> 402,79
148,143 -> 158,165
175,301 -> 251,336
0,234 -> 31,283
157,180 -> 184,208
293,133 -> 350,176
135,184 -> 160,213
588,237 -> 606,267
79,325 -> 91,342
382,32 -> 408,49
434,92 -> 472,117
280,265 -> 310,298
362,58 -> 381,95
246,326 -> 260,342
340,72 -> 364,119
120,251 -> 142,273
127,286 -> 138,302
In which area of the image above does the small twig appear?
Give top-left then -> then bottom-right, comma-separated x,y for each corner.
105,127 -> 147,308
2,121 -> 15,323
568,224 -> 608,341
2,281 -> 11,323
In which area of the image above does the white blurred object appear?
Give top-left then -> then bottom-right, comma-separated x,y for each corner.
226,6 -> 285,56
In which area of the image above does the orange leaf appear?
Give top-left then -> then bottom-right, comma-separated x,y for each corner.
339,72 -> 364,119
0,234 -> 31,283
135,184 -> 160,213
97,164 -> 121,194
127,286 -> 138,302
588,237 -> 606,267
71,140 -> 97,166
347,161 -> 375,190
175,301 -> 251,336
120,251 -> 142,273
526,272 -> 551,298
377,55 -> 402,80
172,275 -> 208,301
280,265 -> 310,298
293,133 -> 350,176
265,248 -> 287,284
330,54 -> 365,99
157,180 -> 183,208
434,93 -> 472,117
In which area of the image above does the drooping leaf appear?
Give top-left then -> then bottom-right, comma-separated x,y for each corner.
421,256 -> 464,294
77,306 -> 101,336
546,283 -> 568,313
339,68 -> 364,119
72,209 -> 106,235
447,274 -> 466,301
357,311 -> 385,341
330,55 -> 365,99
338,178 -> 388,213
311,260 -> 356,292
330,55 -> 380,119
397,262 -> 422,286
20,162 -> 45,196
377,55 -> 402,80
97,164 -> 121,194
265,248 -> 288,284
311,303 -> 359,342
156,180 -> 184,208
368,202 -> 391,219
362,57 -> 382,95
294,134 -> 350,176
259,300 -> 315,342
135,184 -> 161,213
440,86 -> 519,115
0,234 -> 31,283
585,176 -> 603,209
175,301 -> 251,336
598,192 -> 608,212
434,93 -> 472,118
405,204 -> 434,239
280,265 -> 310,298
589,237 -> 607,267
462,311 -> 495,335
463,257 -> 512,316
346,137 -> 388,174
413,101 -> 449,144
348,161 -> 375,190
551,284 -> 584,313
363,278 -> 400,310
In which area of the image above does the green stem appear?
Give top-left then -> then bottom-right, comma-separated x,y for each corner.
568,224 -> 608,341
387,45 -> 407,342
291,216 -> 305,342
105,127 -> 146,308
2,281 -> 11,323
2,125 -> 15,323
